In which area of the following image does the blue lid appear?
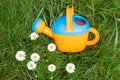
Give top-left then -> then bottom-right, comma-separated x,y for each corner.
51,15 -> 90,35
32,18 -> 41,32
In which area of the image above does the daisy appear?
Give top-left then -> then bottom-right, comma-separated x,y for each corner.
47,43 -> 56,52
27,61 -> 36,70
15,51 -> 26,61
66,63 -> 76,73
35,75 -> 38,78
48,64 -> 56,72
50,77 -> 53,80
30,32 -> 39,40
30,53 -> 40,62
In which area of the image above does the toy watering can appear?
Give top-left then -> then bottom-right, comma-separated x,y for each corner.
32,6 -> 100,53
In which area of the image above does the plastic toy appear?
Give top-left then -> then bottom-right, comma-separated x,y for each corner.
31,6 -> 100,52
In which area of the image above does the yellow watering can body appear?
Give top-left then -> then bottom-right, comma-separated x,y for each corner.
32,6 -> 100,53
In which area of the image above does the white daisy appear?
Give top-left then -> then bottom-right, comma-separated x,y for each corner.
66,63 -> 76,73
47,43 -> 56,52
27,61 -> 36,70
30,32 -> 39,40
30,53 -> 40,62
35,75 -> 38,78
50,77 -> 53,80
48,64 -> 56,72
15,51 -> 26,61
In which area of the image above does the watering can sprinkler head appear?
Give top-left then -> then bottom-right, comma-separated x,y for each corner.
32,18 -> 53,38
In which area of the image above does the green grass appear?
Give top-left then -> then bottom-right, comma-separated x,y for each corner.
0,0 -> 120,80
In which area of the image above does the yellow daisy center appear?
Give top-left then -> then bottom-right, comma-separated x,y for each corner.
19,53 -> 23,57
50,66 -> 54,70
33,55 -> 37,59
30,64 -> 33,67
68,66 -> 73,70
50,46 -> 54,49
33,35 -> 37,39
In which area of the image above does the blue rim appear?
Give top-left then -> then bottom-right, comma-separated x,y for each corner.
51,16 -> 90,35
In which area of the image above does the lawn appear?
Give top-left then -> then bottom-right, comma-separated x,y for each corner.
0,0 -> 120,80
